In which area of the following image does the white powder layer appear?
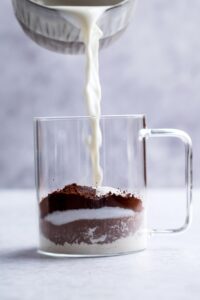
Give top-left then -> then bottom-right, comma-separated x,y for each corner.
95,186 -> 127,197
39,231 -> 148,255
44,207 -> 136,225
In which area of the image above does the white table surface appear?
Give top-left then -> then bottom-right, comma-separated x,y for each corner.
0,189 -> 200,300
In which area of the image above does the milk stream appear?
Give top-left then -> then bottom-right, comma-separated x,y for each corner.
33,1 -> 109,186
69,7 -> 106,187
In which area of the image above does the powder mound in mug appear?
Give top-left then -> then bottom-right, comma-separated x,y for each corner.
39,183 -> 144,246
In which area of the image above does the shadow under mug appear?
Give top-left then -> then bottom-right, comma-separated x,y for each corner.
34,115 -> 192,257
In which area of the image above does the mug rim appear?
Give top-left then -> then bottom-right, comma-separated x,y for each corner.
34,114 -> 145,122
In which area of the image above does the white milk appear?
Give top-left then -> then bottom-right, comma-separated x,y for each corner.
32,0 -> 116,186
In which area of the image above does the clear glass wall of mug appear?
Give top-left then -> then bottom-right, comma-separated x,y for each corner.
34,115 -> 192,257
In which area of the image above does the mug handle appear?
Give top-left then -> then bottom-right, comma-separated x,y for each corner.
140,128 -> 193,234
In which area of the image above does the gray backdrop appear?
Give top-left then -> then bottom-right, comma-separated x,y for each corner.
0,0 -> 199,188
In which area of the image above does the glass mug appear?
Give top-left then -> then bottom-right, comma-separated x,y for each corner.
34,115 -> 192,257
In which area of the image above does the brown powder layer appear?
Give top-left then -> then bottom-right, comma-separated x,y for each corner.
40,183 -> 143,218
40,214 -> 143,245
